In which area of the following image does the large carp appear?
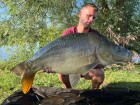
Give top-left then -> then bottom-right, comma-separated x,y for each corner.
12,33 -> 132,94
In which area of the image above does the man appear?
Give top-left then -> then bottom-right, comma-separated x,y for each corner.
58,3 -> 104,89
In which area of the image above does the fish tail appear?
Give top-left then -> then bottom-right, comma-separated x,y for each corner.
21,71 -> 36,94
11,61 -> 27,76
12,61 -> 36,94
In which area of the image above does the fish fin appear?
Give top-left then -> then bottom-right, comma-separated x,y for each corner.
69,74 -> 80,88
21,71 -> 36,94
78,61 -> 99,75
11,61 -> 27,76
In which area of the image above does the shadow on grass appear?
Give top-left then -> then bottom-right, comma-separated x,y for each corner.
104,81 -> 140,90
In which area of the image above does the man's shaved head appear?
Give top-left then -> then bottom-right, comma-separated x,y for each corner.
80,3 -> 98,12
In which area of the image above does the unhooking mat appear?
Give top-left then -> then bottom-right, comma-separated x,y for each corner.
1,86 -> 140,105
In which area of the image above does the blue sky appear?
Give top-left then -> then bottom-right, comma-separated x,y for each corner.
0,3 -> 9,21
0,46 -> 15,60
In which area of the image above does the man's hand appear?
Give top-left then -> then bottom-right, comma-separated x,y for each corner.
43,67 -> 56,73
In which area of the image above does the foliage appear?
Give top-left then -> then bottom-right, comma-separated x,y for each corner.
94,0 -> 140,35
0,0 -> 78,45
0,0 -> 139,51
93,0 -> 140,51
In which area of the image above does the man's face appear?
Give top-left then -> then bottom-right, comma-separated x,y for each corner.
78,6 -> 98,28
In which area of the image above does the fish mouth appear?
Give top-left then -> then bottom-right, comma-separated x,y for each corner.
119,52 -> 133,64
114,57 -> 132,65
128,58 -> 133,62
115,61 -> 128,65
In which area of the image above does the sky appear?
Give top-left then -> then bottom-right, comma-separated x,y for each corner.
0,3 -> 9,21
0,46 -> 15,60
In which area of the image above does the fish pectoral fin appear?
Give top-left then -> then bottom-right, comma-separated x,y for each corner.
21,71 -> 36,94
78,61 -> 99,75
69,74 -> 80,88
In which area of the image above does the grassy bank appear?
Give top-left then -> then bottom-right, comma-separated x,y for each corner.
0,65 -> 140,103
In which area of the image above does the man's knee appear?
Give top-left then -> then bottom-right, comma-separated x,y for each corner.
91,68 -> 104,81
93,75 -> 104,84
81,68 -> 104,80
58,74 -> 71,88
88,68 -> 105,89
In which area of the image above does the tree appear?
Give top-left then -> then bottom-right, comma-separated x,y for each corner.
0,0 -> 139,51
93,0 -> 140,51
0,0 -> 78,46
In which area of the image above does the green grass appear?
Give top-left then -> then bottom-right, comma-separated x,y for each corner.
0,65 -> 140,103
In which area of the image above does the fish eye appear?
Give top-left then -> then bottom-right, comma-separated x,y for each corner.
118,49 -> 122,52
117,46 -> 123,52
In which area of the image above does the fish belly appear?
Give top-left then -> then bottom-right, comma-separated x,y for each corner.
45,48 -> 95,74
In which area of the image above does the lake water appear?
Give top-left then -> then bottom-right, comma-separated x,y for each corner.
0,46 -> 16,60
0,43 -> 39,61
